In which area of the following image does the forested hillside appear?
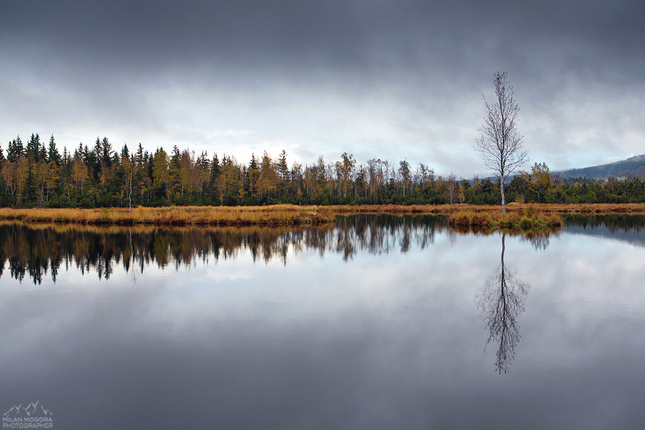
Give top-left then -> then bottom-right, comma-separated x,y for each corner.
1,134 -> 644,208
556,154 -> 645,180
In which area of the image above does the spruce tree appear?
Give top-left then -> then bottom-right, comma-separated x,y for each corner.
47,135 -> 61,165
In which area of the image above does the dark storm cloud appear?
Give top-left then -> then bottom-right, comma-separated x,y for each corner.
3,0 -> 643,80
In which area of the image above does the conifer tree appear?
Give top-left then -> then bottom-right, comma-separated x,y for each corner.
47,135 -> 61,165
7,136 -> 24,163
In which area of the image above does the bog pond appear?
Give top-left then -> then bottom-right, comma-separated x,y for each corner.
1,215 -> 644,429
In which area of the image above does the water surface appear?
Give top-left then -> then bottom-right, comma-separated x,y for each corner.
1,216 -> 644,429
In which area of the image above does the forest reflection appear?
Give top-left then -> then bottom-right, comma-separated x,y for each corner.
0,215 -> 447,285
565,214 -> 645,232
3,214 -> 641,286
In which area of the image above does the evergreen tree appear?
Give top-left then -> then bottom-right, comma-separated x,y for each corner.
47,135 -> 61,166
246,153 -> 259,198
101,137 -> 113,168
210,154 -> 220,177
136,143 -> 144,166
26,133 -> 42,163
7,136 -> 24,163
209,153 -> 221,187
277,149 -> 289,182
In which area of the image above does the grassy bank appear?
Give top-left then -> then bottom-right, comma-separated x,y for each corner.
0,203 -> 643,227
448,205 -> 563,231
0,205 -> 335,226
326,202 -> 645,215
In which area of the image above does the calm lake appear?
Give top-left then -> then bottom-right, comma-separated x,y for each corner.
1,215 -> 644,429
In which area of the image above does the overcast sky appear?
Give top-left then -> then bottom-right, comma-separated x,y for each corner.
1,0 -> 643,177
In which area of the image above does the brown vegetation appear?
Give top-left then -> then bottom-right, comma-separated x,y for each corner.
448,204 -> 563,231
0,205 -> 335,227
326,203 -> 645,215
0,203 -> 643,227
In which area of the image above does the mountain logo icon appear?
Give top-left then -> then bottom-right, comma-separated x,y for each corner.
3,400 -> 53,417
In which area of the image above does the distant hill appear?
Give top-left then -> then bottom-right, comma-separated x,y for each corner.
555,154 -> 645,180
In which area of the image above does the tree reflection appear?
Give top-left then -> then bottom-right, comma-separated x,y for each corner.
0,215 -> 445,285
477,233 -> 530,374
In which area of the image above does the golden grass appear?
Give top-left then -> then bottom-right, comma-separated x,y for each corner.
327,203 -> 645,215
0,205 -> 336,227
1,203 -> 643,227
448,204 -> 563,231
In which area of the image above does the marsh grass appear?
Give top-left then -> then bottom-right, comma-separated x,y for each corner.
1,202 -> 642,227
0,205 -> 335,227
327,203 -> 645,216
448,204 -> 563,232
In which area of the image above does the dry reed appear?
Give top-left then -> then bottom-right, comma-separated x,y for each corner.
0,205 -> 335,227
1,202 -> 642,227
448,204 -> 563,231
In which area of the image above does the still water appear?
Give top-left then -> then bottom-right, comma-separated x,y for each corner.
1,216 -> 644,429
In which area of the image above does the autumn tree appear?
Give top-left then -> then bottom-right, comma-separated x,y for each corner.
398,160 -> 411,196
2,158 -> 27,200
445,173 -> 458,204
475,72 -> 528,213
195,151 -> 210,201
335,152 -> 355,198
529,162 -> 551,202
36,161 -> 59,204
71,154 -> 89,195
418,163 -> 434,190
152,148 -> 169,200
179,149 -> 194,199
258,152 -> 278,202
366,159 -> 383,202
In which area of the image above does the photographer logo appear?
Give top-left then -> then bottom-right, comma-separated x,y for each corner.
2,401 -> 53,429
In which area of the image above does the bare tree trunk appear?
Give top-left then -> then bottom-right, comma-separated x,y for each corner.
500,175 -> 506,214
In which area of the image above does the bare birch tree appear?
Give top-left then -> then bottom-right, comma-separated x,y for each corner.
475,72 -> 528,213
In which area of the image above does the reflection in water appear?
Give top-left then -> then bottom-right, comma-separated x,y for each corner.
450,225 -> 560,252
0,215 -> 446,285
564,214 -> 645,248
3,214 -> 640,286
477,233 -> 530,374
565,214 -> 645,232
520,230 -> 556,251
2,216 -> 645,428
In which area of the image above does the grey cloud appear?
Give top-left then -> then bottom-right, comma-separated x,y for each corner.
1,0 -> 644,174
3,1 -> 643,76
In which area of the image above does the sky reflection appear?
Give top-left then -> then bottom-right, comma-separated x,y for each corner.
1,217 -> 645,429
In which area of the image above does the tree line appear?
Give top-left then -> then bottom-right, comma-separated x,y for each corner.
0,133 -> 643,208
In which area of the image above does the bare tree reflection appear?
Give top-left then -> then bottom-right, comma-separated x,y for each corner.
477,233 -> 530,374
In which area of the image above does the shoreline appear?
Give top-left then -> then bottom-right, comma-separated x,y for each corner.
0,205 -> 335,227
0,203 -> 644,226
